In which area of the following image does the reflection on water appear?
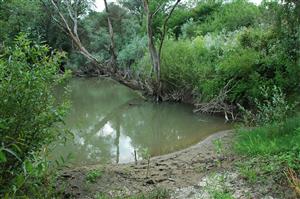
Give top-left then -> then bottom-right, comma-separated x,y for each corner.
51,78 -> 230,166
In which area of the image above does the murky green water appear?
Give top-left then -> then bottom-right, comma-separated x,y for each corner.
51,78 -> 230,166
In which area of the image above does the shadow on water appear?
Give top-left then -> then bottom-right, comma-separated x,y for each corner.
51,78 -> 231,166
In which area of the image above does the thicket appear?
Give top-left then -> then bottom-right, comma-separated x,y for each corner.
0,34 -> 69,197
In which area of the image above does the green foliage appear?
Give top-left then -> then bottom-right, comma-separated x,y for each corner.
0,34 -> 69,197
138,19 -> 299,108
239,85 -> 296,126
0,0 -> 42,43
86,169 -> 103,183
255,86 -> 295,124
0,0 -> 71,51
159,37 -> 214,93
198,0 -> 260,34
180,0 -> 221,38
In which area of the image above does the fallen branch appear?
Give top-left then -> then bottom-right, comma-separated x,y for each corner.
194,79 -> 237,121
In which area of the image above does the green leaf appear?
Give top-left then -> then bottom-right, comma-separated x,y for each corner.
24,160 -> 33,175
0,150 -> 7,163
2,148 -> 21,162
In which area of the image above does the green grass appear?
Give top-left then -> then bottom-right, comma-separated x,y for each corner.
237,165 -> 258,183
235,116 -> 300,157
234,115 -> 300,195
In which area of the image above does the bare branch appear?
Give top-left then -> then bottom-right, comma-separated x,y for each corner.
152,2 -> 166,18
48,0 -> 102,67
50,0 -> 73,34
158,0 -> 181,58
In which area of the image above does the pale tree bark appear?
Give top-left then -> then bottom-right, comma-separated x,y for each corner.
104,0 -> 117,72
143,0 -> 181,99
47,0 -> 102,67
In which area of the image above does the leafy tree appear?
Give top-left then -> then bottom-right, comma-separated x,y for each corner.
198,0 -> 260,34
0,0 -> 44,43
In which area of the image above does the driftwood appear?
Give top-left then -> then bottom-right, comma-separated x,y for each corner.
194,79 -> 237,121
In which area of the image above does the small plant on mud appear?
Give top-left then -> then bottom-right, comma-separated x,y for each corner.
143,188 -> 170,199
202,173 -> 234,199
130,188 -> 170,199
95,192 -> 110,199
211,191 -> 234,199
212,192 -> 234,199
238,165 -> 258,184
194,166 -> 205,173
141,148 -> 151,178
86,169 -> 103,183
285,168 -> 300,197
213,139 -> 224,167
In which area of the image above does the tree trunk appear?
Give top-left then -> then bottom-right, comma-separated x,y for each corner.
143,0 -> 161,99
104,0 -> 117,73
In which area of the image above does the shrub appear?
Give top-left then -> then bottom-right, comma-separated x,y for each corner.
86,169 -> 103,183
0,34 -> 69,197
239,85 -> 296,126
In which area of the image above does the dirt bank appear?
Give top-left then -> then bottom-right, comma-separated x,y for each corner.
57,130 -> 233,197
57,130 -> 295,198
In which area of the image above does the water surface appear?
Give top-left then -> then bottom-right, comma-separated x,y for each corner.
52,78 -> 230,166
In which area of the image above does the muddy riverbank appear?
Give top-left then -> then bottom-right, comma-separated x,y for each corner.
57,129 -> 296,199
57,130 -> 236,198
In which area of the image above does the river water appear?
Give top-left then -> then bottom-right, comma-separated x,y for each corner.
51,78 -> 230,166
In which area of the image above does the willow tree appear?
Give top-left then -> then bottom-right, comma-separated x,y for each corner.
143,0 -> 181,99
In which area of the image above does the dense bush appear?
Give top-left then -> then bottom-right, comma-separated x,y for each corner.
0,34 -> 69,197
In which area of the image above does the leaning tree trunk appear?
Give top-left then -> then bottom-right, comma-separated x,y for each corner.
143,0 -> 162,99
104,0 -> 117,73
